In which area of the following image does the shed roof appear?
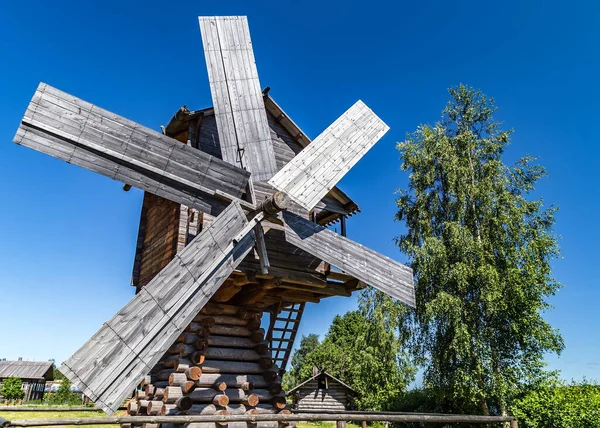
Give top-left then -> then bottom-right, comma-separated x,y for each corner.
286,370 -> 357,395
0,361 -> 54,381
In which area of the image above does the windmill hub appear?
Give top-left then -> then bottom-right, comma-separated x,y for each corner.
259,191 -> 291,216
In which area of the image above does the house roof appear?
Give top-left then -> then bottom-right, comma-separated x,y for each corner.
163,90 -> 360,220
0,361 -> 54,381
286,370 -> 357,395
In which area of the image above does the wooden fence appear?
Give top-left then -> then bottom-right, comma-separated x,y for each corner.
0,411 -> 518,427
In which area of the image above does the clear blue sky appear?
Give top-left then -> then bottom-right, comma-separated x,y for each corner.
0,1 -> 597,382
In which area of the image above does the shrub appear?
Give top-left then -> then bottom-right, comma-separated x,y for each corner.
0,377 -> 25,401
510,379 -> 600,428
45,378 -> 81,406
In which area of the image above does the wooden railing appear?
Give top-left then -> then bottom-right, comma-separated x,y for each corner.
0,411 -> 518,427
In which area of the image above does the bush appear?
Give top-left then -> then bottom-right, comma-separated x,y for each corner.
0,377 -> 25,401
510,379 -> 600,428
45,378 -> 81,406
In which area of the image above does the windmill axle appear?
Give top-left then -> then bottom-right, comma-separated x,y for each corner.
259,191 -> 291,216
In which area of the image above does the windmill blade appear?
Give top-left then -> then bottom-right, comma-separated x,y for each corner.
199,16 -> 277,181
282,211 -> 415,307
14,83 -> 251,215
269,100 -> 389,211
59,202 -> 258,414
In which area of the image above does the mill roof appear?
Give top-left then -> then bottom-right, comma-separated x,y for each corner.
0,361 -> 54,381
286,369 -> 357,395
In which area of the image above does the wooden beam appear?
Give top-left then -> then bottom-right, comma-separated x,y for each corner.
283,211 -> 415,307
276,282 -> 350,297
60,202 -> 256,414
15,83 -> 250,217
199,16 -> 277,181
269,100 -> 389,211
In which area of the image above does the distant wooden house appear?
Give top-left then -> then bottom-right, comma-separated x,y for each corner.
287,370 -> 357,411
0,361 -> 54,401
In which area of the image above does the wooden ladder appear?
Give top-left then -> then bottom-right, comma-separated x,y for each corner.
267,302 -> 306,375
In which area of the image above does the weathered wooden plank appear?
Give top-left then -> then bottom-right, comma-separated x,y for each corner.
199,16 -> 277,181
194,315 -> 248,326
269,100 -> 389,210
60,202 -> 255,415
14,83 -> 250,216
283,211 -> 415,307
195,373 -> 270,389
200,360 -> 264,374
202,347 -> 260,361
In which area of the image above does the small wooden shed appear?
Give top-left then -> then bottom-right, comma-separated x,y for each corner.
0,361 -> 54,401
287,370 -> 357,411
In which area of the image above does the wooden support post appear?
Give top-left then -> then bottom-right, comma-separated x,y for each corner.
336,422 -> 346,428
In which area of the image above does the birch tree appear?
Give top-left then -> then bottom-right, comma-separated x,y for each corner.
370,85 -> 564,415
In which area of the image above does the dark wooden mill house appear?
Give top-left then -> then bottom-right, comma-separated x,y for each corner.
287,370 -> 357,412
12,16 -> 415,428
0,361 -> 54,402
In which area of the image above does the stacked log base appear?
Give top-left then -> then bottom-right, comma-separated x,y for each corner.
125,304 -> 292,428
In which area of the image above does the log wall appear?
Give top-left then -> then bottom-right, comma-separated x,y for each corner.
294,379 -> 348,412
126,303 -> 291,428
136,194 -> 180,289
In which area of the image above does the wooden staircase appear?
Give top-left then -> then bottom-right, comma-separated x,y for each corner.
267,302 -> 306,375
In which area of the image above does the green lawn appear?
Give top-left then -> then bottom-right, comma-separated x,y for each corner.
297,423 -> 373,428
0,410 -> 121,428
0,410 -> 380,428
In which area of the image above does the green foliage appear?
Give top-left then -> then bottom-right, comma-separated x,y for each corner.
0,377 -> 25,400
510,378 -> 600,428
46,378 -> 81,406
283,333 -> 320,391
387,84 -> 563,415
50,360 -> 68,382
284,311 -> 415,410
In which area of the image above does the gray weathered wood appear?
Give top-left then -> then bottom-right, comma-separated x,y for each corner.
0,412 -> 519,426
60,202 -> 256,415
203,347 -> 260,361
283,211 -> 415,307
269,101 -> 389,211
199,16 -> 277,181
254,224 -> 270,274
200,360 -> 264,374
14,83 -> 251,216
195,373 -> 269,389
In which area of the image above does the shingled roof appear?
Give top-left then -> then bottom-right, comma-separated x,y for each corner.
0,361 -> 54,381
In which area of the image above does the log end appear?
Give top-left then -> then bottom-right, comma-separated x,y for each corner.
214,394 -> 230,407
246,393 -> 260,407
176,396 -> 194,411
272,396 -> 287,409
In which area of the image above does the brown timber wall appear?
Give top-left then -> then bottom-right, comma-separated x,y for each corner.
295,379 -> 347,411
136,193 -> 180,289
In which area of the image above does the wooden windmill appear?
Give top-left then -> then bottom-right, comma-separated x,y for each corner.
13,16 -> 415,420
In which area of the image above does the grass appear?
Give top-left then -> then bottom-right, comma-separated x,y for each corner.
0,410 -> 385,428
297,423 -> 381,428
0,409 -> 123,428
